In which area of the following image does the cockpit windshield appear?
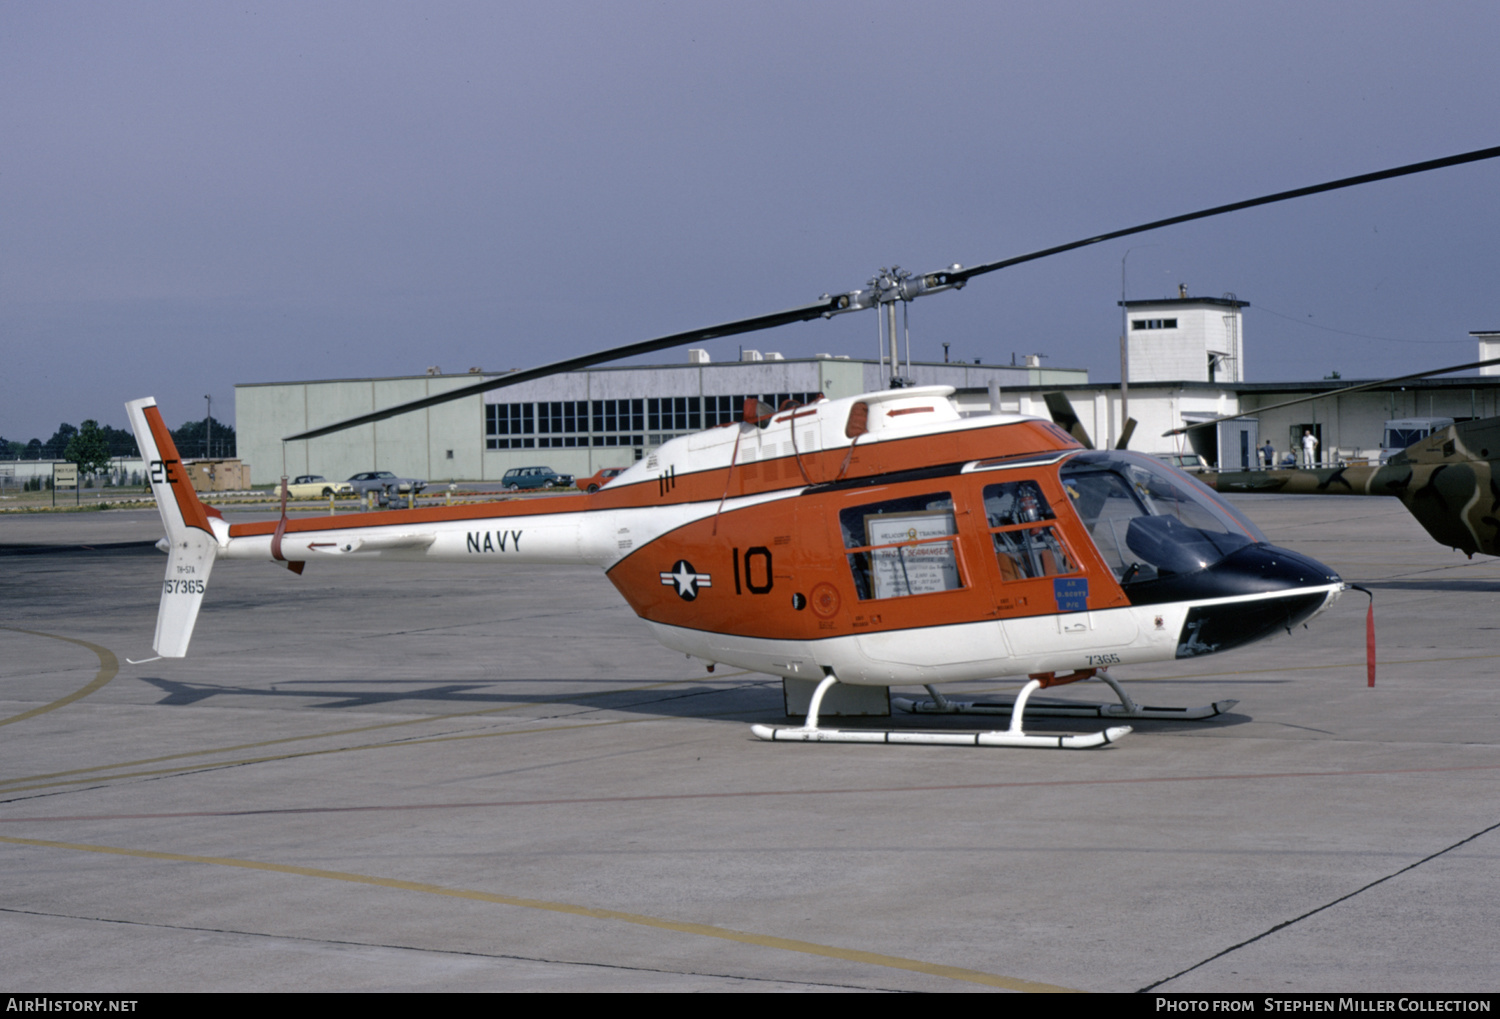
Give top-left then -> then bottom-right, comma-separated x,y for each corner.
1059,451 -> 1266,584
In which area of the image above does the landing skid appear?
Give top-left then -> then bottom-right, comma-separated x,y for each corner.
750,674 -> 1131,749
891,673 -> 1238,722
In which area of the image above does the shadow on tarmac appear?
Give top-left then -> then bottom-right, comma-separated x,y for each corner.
129,673 -> 1253,735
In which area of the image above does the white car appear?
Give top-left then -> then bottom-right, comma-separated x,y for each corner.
284,475 -> 353,499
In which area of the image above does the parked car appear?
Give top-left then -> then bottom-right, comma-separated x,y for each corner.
500,466 -> 574,491
284,475 -> 353,499
1152,452 -> 1208,474
346,471 -> 427,501
577,467 -> 628,493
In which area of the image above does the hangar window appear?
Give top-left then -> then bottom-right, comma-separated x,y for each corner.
647,397 -> 701,433
486,403 -> 535,449
537,401 -> 590,435
485,392 -> 821,450
704,395 -> 743,427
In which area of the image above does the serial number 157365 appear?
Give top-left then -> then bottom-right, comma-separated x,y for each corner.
163,579 -> 206,594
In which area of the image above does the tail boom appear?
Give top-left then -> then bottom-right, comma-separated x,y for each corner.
124,395 -> 801,658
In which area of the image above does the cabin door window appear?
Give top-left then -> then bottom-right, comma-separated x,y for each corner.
982,480 -> 1077,581
838,492 -> 964,600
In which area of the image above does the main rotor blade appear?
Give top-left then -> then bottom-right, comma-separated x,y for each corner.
946,145 -> 1500,285
1162,357 -> 1500,436
284,298 -> 837,441
286,144 -> 1500,443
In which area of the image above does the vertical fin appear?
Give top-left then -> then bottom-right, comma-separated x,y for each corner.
152,528 -> 218,658
125,398 -> 218,658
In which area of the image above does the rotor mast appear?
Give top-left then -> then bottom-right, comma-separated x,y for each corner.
818,263 -> 966,389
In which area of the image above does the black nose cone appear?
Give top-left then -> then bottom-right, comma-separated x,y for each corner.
1124,543 -> 1340,605
1120,543 -> 1342,659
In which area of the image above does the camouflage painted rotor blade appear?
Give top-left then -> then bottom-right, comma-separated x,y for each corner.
1042,392 -> 1137,450
1209,416 -> 1500,558
1043,392 -> 1094,449
1163,357 -> 1500,437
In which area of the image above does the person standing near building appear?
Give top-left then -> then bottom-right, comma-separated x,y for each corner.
1301,428 -> 1319,468
1261,440 -> 1275,467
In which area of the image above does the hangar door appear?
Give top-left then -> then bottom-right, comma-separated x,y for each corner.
1181,414 -> 1259,470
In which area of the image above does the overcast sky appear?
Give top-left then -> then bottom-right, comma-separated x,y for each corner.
4,0 -> 1497,438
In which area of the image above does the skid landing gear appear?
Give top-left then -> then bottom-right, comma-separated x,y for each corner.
891,671 -> 1238,722
750,674 -> 1130,749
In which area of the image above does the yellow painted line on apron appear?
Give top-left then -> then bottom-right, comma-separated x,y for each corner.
0,834 -> 1074,992
0,627 -> 119,727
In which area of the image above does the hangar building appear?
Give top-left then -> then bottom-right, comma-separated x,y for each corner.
236,353 -> 1087,487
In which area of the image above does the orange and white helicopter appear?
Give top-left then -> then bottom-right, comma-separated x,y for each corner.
126,145 -> 1500,749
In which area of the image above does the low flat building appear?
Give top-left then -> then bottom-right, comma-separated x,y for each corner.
235,354 -> 1086,487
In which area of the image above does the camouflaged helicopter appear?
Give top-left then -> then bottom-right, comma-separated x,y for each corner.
1206,405 -> 1500,559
